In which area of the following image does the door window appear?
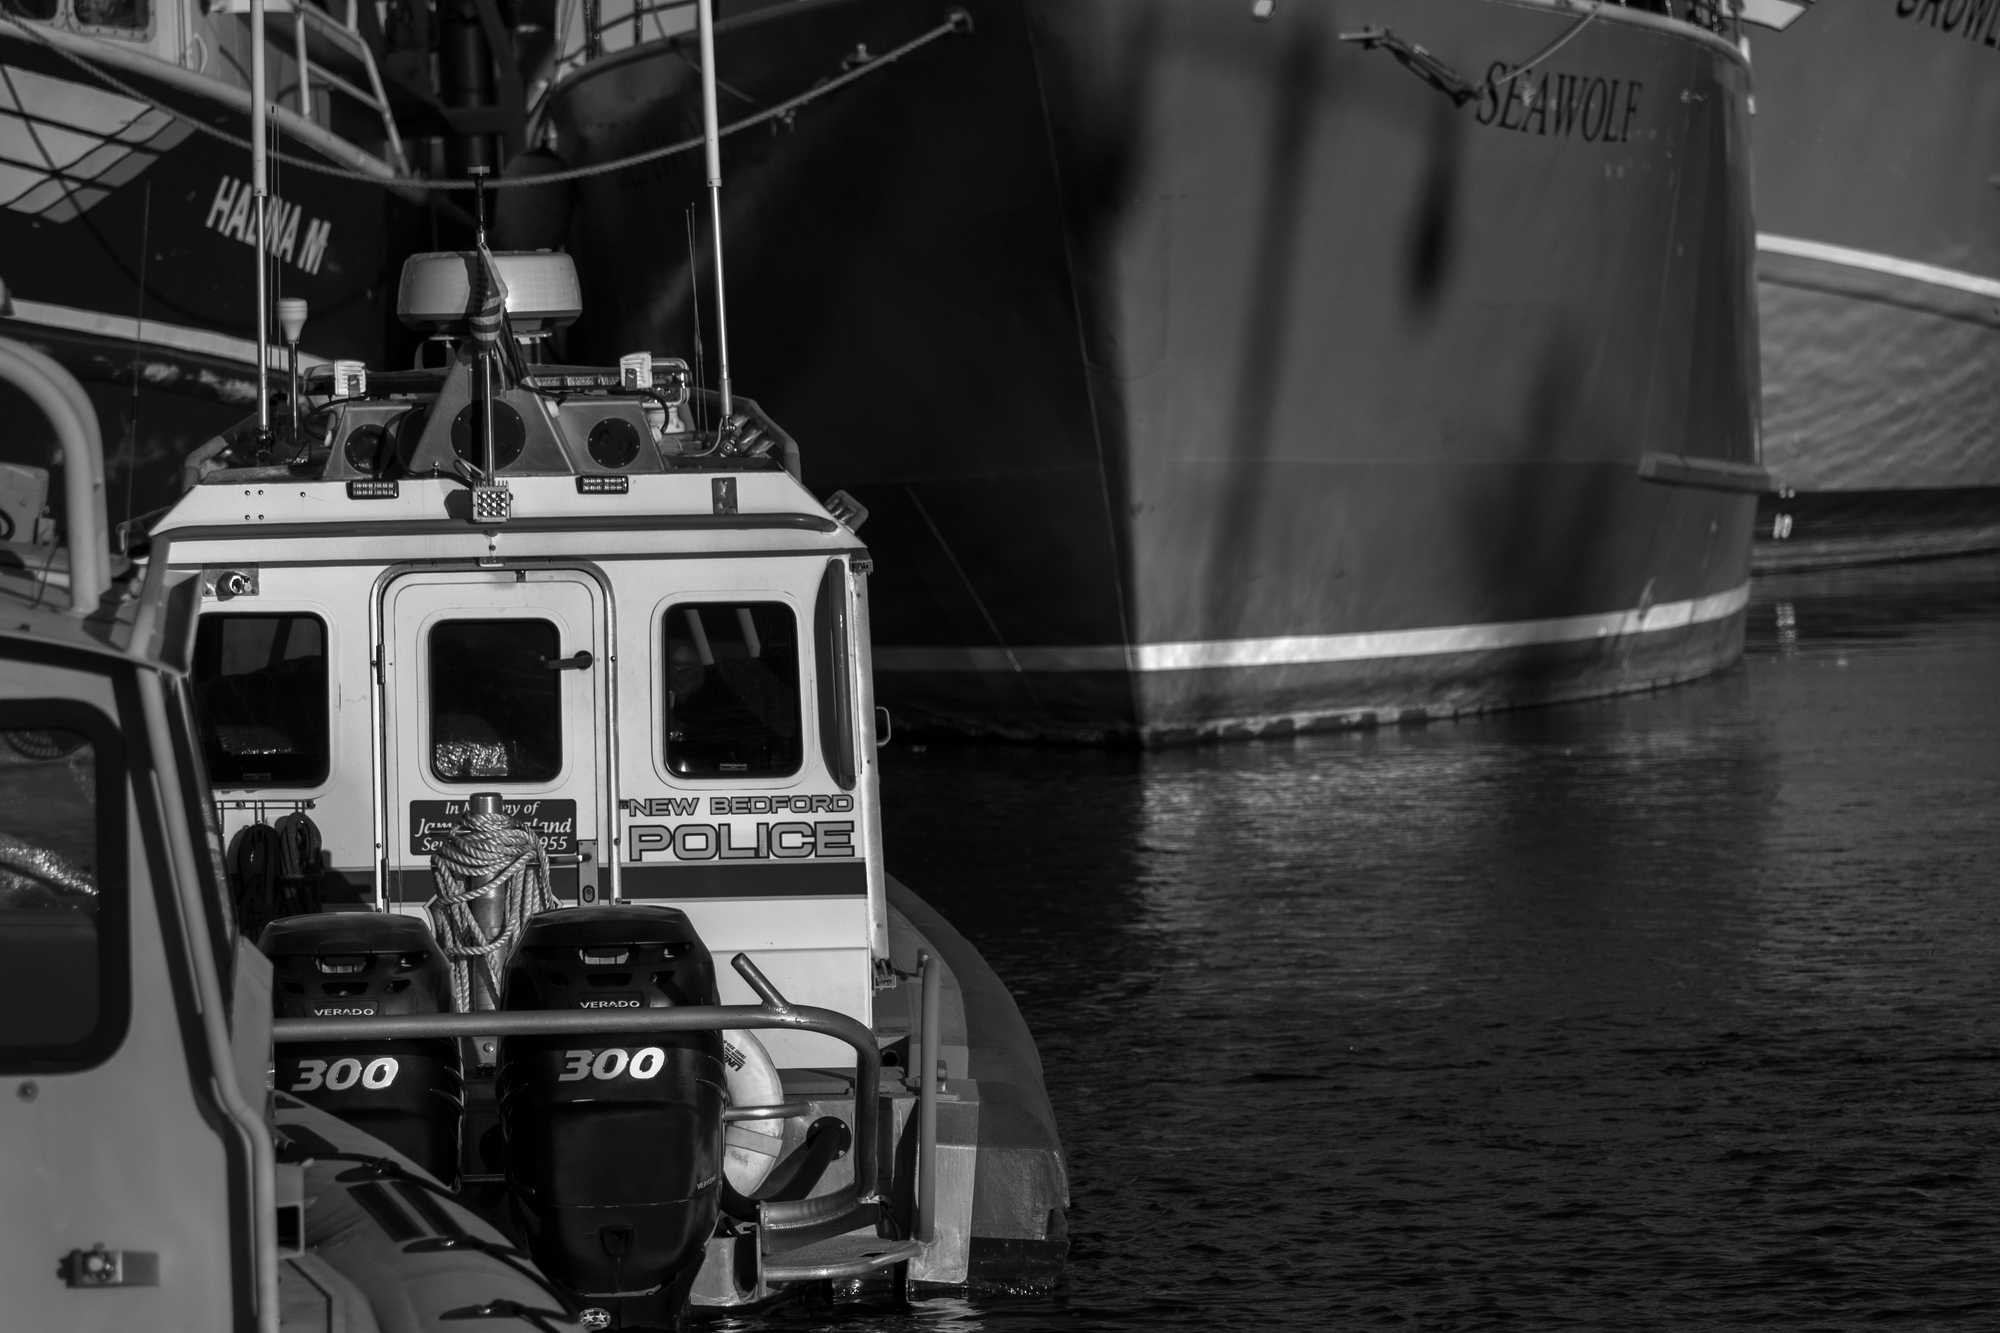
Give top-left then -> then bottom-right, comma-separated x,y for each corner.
430,618 -> 563,783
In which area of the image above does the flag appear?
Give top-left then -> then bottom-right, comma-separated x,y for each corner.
467,243 -> 509,350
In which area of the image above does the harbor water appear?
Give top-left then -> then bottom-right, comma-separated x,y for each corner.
743,554 -> 2000,1331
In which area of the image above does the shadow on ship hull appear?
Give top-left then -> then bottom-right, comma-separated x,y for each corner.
527,0 -> 1763,743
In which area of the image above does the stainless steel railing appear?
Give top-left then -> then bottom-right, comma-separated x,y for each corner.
271,951 -> 889,1237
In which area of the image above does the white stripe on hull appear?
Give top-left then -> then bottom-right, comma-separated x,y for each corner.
5,297 -> 333,370
875,583 -> 1752,675
1756,233 -> 2000,301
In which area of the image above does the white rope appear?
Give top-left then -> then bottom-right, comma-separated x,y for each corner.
427,810 -> 558,1012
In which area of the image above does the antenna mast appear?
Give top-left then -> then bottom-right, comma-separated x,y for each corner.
695,0 -> 732,419
251,0 -> 271,443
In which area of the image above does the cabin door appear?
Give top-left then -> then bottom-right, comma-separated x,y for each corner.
379,570 -> 609,911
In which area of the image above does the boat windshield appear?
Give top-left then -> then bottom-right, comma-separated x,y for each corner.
0,709 -> 118,1066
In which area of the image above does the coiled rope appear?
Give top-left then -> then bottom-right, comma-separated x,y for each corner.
427,811 -> 558,1012
0,7 -> 972,191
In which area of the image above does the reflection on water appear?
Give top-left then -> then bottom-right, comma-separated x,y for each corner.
11,553 -> 1989,1329
854,555 -> 2000,1331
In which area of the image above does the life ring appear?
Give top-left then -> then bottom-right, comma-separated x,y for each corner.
722,1028 -> 785,1196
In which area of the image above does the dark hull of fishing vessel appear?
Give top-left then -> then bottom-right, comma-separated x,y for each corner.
523,0 -> 1764,742
0,13 -> 425,532
1748,0 -> 2000,573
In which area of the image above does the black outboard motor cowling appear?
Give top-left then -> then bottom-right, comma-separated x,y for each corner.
497,905 -> 725,1313
261,912 -> 464,1187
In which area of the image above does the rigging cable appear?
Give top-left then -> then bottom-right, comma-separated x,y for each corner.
1489,2 -> 1605,91
0,7 -> 973,192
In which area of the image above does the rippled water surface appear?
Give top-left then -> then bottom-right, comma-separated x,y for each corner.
748,555 -> 2000,1331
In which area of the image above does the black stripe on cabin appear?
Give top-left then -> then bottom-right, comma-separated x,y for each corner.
379,867 -> 582,909
618,862 -> 867,899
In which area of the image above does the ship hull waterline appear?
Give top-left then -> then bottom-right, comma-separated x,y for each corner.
527,0 -> 1765,742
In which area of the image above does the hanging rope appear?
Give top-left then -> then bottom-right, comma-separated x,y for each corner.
1487,2 -> 1605,92
272,810 -> 323,915
427,810 -> 558,1013
0,7 -> 972,191
229,822 -> 283,937
228,811 -> 324,938
1342,2 -> 1611,106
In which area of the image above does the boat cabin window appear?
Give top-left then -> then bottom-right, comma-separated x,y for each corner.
664,602 -> 802,779
0,704 -> 126,1070
430,618 -> 562,784
71,0 -> 149,29
814,562 -> 856,791
193,613 -> 331,788
2,0 -> 59,20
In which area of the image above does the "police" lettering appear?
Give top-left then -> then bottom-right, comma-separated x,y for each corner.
625,820 -> 855,863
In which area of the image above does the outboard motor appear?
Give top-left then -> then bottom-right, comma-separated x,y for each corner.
261,913 -> 464,1187
496,905 -> 725,1324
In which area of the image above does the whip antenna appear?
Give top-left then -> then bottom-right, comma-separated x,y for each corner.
695,0 -> 732,420
685,205 -> 707,435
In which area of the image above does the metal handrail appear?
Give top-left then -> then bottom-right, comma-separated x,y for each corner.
0,336 -> 109,615
559,0 -> 691,66
271,952 -> 886,1236
915,950 -> 940,1245
292,0 -> 407,173
221,0 -> 410,174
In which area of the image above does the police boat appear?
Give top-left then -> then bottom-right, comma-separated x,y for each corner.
0,216 -> 1067,1332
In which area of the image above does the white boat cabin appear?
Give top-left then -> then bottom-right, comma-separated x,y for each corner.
143,249 -> 884,1069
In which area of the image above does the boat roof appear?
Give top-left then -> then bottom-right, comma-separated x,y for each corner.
147,242 -> 863,566
148,463 -> 864,577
